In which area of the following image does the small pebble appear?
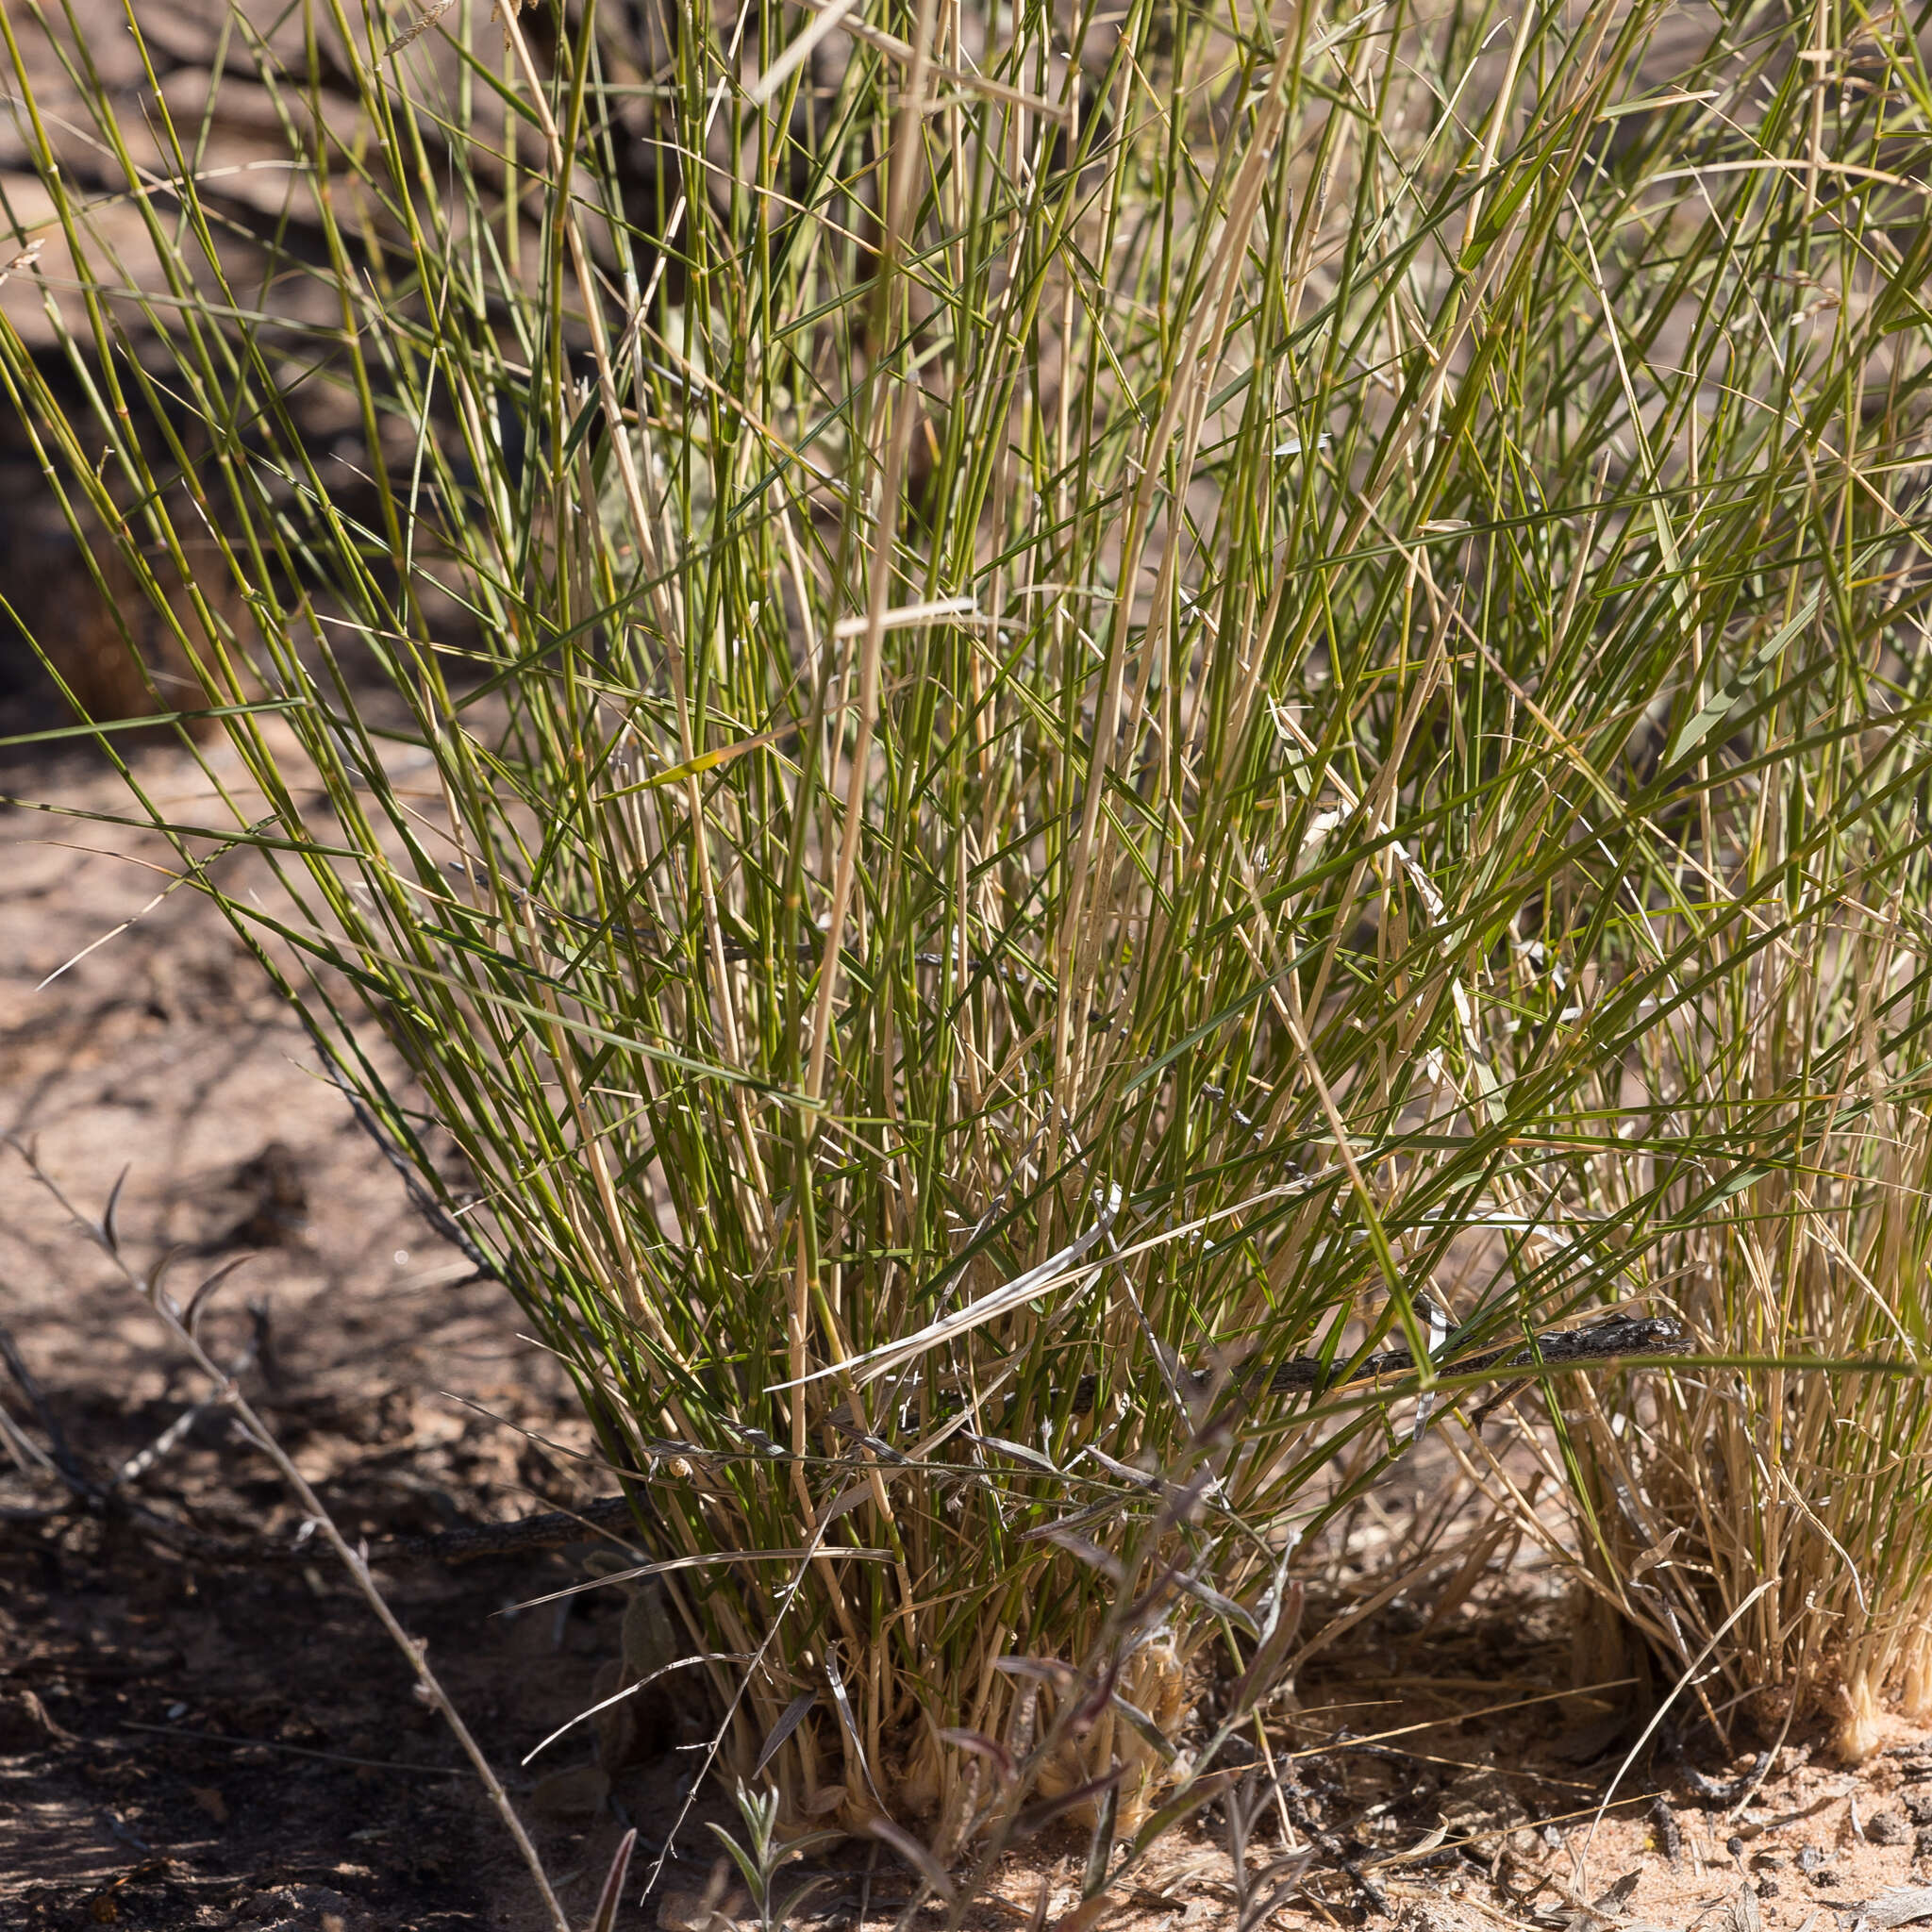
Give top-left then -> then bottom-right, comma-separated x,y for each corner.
1868,1810 -> 1911,1846
1757,1880 -> 1780,1900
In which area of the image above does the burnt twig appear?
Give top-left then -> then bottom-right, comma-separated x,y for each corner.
1650,1792 -> 1683,1865
1275,1750 -> 1391,1917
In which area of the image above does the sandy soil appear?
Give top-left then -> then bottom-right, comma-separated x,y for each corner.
8,736 -> 1932,1932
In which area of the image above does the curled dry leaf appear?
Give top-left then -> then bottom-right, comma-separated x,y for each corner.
1849,1890 -> 1932,1932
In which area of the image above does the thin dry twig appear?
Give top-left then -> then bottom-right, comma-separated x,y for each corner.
5,1141 -> 571,1932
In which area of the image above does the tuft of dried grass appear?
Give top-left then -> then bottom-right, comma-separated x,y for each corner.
1483,898 -> 1932,1758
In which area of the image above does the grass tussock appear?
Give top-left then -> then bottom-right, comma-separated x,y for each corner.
1,0 -> 1930,1852
1491,890 -> 1932,1759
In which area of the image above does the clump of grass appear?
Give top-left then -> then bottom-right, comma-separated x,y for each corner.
1489,884 -> 1932,1758
2,0 -> 1929,1844
1420,0 -> 1932,1752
